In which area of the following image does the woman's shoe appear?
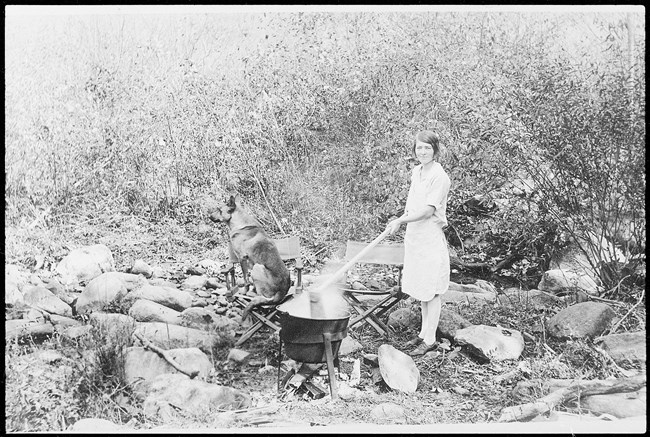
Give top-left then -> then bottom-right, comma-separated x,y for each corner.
409,342 -> 437,357
405,337 -> 423,347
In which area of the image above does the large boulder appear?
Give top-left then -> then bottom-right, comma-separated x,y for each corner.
124,347 -> 213,399
143,373 -> 251,419
178,307 -> 238,332
127,284 -> 193,312
546,302 -> 616,339
134,322 -> 232,354
55,244 -> 116,284
88,312 -> 137,339
454,325 -> 525,362
129,299 -> 183,325
437,309 -> 473,339
6,319 -> 55,343
596,331 -> 646,365
22,285 -> 73,317
76,272 -> 142,314
387,307 -> 420,330
579,389 -> 647,419
538,269 -> 599,295
378,344 -> 419,393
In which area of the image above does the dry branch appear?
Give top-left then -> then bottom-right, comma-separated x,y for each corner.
498,374 -> 646,422
133,331 -> 199,379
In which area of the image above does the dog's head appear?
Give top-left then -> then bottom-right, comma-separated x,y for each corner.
208,195 -> 239,223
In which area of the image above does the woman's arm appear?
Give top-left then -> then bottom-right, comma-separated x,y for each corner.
385,205 -> 436,234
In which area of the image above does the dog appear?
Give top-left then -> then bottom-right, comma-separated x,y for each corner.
209,194 -> 291,320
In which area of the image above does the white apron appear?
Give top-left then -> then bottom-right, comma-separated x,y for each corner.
401,163 -> 451,301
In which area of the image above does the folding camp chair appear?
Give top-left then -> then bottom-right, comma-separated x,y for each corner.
221,235 -> 303,346
339,240 -> 406,337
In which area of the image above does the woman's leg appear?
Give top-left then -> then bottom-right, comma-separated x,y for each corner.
421,294 -> 441,345
418,300 -> 429,339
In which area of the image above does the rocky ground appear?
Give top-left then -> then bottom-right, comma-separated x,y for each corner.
4,215 -> 646,433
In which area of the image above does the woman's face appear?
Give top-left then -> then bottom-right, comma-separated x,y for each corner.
414,140 -> 435,165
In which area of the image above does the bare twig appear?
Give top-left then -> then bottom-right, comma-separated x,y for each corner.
133,332 -> 199,379
248,165 -> 286,236
498,374 -> 646,422
607,287 -> 645,335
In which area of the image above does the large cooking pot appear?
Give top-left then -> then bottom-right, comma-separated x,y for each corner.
278,311 -> 350,364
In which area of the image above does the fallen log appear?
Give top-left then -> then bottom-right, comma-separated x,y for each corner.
498,374 -> 646,422
133,331 -> 199,379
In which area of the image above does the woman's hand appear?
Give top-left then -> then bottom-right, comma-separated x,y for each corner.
385,218 -> 403,235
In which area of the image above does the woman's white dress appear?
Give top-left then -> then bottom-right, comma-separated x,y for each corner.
402,162 -> 451,301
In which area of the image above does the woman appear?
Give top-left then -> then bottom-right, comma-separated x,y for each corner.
386,130 -> 451,356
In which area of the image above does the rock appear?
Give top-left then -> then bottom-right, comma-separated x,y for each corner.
205,278 -> 224,290
151,267 -> 168,278
198,259 -> 221,275
449,280 -> 497,295
496,288 -> 565,308
60,325 -> 93,340
131,259 -> 153,278
143,373 -> 251,419
6,319 -> 54,343
129,299 -> 183,325
339,336 -> 363,356
549,243 -> 599,282
378,344 -> 419,393
23,285 -> 73,317
370,402 -> 406,420
441,290 -> 495,305
579,388 -> 646,418
38,350 -> 65,364
546,302 -> 616,339
55,244 -> 116,284
134,322 -> 232,354
128,284 -> 193,312
88,312 -> 137,338
41,277 -> 76,305
596,331 -> 646,365
186,265 -> 206,276
363,354 -> 379,367
387,307 -> 420,330
192,298 -> 208,307
538,269 -> 599,295
75,273 -> 127,314
179,307 -> 238,332
49,314 -> 82,328
76,272 -> 146,315
227,348 -> 251,364
196,290 -> 211,298
125,347 -> 213,399
454,325 -> 525,362
5,264 -> 29,306
69,418 -> 126,432
437,309 -> 473,339
181,275 -> 208,290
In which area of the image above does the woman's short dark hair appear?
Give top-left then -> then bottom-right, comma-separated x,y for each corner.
412,130 -> 440,157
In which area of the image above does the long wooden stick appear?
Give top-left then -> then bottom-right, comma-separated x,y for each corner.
498,374 -> 646,422
133,332 -> 199,379
312,229 -> 392,293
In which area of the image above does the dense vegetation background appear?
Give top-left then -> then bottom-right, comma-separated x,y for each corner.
5,8 -> 646,295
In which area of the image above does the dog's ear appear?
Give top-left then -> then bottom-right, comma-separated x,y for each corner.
225,195 -> 238,213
